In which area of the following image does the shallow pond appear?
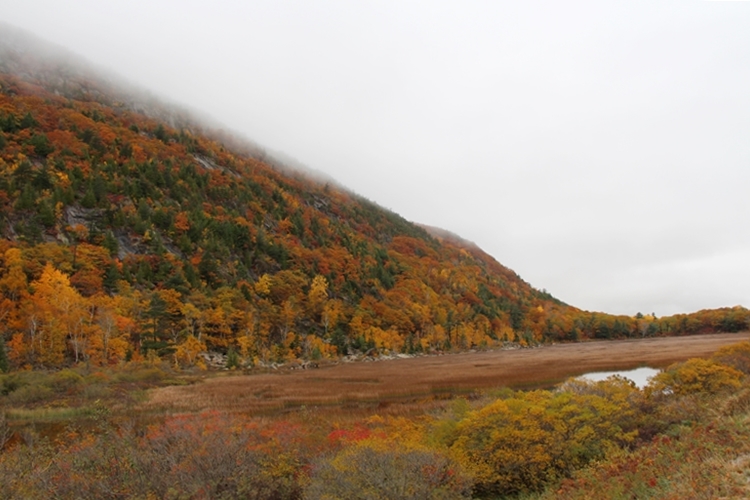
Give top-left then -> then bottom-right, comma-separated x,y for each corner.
579,367 -> 660,389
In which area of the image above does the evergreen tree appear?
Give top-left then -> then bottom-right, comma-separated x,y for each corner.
137,198 -> 151,220
29,133 -> 54,157
92,174 -> 107,202
80,185 -> 97,208
226,348 -> 240,369
19,112 -> 37,129
143,292 -> 168,354
153,124 -> 169,143
14,185 -> 37,211
32,166 -> 54,190
37,199 -> 56,228
0,114 -> 18,132
103,263 -> 120,292
103,231 -> 119,256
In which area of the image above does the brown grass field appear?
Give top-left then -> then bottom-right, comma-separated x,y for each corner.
147,333 -> 750,417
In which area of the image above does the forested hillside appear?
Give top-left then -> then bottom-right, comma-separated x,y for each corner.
0,29 -> 747,370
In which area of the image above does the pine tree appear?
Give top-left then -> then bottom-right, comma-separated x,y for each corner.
142,292 -> 168,354
226,348 -> 240,369
80,185 -> 97,208
37,199 -> 56,228
30,133 -> 53,157
103,231 -> 119,256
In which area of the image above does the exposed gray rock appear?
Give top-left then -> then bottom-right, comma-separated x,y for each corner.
193,154 -> 240,179
64,205 -> 100,228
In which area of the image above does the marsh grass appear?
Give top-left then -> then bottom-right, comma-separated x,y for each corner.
0,362 -> 198,447
145,334 -> 750,422
6,405 -> 101,423
2,336 -> 750,499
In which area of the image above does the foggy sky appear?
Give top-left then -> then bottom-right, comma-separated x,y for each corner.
1,1 -> 749,316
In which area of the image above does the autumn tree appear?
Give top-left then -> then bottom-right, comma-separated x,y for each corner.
0,248 -> 28,337
307,274 -> 328,318
174,335 -> 206,368
23,263 -> 89,366
86,294 -> 130,365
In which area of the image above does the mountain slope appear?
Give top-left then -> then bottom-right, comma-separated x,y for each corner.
0,26 -> 746,369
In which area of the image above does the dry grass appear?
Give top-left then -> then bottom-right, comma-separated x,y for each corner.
146,333 -> 750,418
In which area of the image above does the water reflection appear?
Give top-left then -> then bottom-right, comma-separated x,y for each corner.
579,367 -> 660,389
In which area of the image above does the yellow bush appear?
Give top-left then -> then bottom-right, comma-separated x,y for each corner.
649,358 -> 742,396
448,383 -> 639,496
712,341 -> 750,374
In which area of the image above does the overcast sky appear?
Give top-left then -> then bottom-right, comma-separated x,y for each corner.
1,1 -> 749,316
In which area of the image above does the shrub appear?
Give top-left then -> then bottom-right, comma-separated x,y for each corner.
50,369 -> 84,393
0,412 -> 307,499
7,384 -> 53,405
81,383 -> 112,400
306,441 -> 472,499
721,383 -> 750,417
114,366 -> 167,383
0,411 -> 9,451
538,419 -> 750,500
712,341 -> 750,375
448,383 -> 640,496
0,374 -> 21,396
649,358 -> 742,397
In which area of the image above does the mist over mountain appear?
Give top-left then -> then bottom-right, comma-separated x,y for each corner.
0,23 -> 330,183
0,25 -> 746,369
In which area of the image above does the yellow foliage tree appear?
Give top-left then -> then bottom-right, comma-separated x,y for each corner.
86,295 -> 129,365
26,263 -> 88,366
254,273 -> 272,296
322,299 -> 343,335
307,274 -> 328,317
174,335 -> 206,368
367,325 -> 404,353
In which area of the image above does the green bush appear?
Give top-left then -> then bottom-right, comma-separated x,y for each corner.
50,369 -> 84,393
81,383 -> 112,400
114,367 -> 167,383
7,384 -> 54,405
0,374 -> 21,396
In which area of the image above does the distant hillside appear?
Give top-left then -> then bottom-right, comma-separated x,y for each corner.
0,25 -> 746,369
